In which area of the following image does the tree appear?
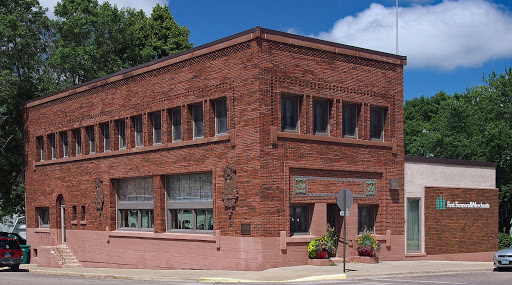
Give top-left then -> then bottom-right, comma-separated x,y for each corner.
404,68 -> 512,233
0,0 -> 52,215
0,0 -> 193,216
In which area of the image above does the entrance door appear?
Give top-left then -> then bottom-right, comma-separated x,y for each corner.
57,195 -> 66,244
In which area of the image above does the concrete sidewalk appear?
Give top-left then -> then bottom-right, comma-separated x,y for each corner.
21,260 -> 494,283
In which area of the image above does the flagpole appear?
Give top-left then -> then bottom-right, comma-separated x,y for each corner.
396,0 -> 399,55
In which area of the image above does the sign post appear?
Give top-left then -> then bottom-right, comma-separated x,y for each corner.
337,189 -> 353,273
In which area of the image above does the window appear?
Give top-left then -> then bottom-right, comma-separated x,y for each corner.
117,120 -> 126,149
37,207 -> 50,228
171,108 -> 182,142
281,95 -> 300,132
343,103 -> 359,138
72,206 -> 77,221
61,132 -> 69,157
191,104 -> 204,139
290,205 -> 310,234
313,99 -> 330,135
407,199 -> 421,252
74,129 -> 82,156
49,134 -> 56,160
81,206 -> 86,222
166,173 -> 213,232
103,123 -> 110,151
117,177 -> 154,229
370,107 -> 386,141
215,99 -> 228,135
358,205 -> 377,234
87,126 -> 95,153
37,136 -> 44,161
134,116 -> 143,147
152,112 -> 162,145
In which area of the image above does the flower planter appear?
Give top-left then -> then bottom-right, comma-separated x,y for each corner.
316,250 -> 329,259
358,247 -> 375,257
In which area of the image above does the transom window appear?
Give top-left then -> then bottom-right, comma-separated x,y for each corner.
343,103 -> 359,138
313,99 -> 330,135
281,95 -> 300,132
370,107 -> 386,141
117,177 -> 154,230
215,99 -> 228,135
166,173 -> 213,232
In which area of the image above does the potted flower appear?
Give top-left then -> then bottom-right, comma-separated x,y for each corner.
307,228 -> 337,259
356,229 -> 381,257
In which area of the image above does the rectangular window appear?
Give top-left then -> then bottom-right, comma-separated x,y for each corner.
313,99 -> 330,135
166,173 -> 213,232
103,123 -> 110,152
191,104 -> 204,139
215,99 -> 228,135
37,136 -> 44,161
87,126 -> 95,153
61,132 -> 69,157
134,116 -> 143,147
117,177 -> 154,230
281,95 -> 300,132
358,205 -> 377,234
343,103 -> 359,138
171,108 -> 182,142
407,199 -> 421,252
74,129 -> 82,156
37,207 -> 50,228
117,120 -> 126,149
81,206 -> 86,222
152,112 -> 162,145
72,206 -> 77,221
49,134 -> 56,160
290,205 -> 310,235
370,107 -> 386,141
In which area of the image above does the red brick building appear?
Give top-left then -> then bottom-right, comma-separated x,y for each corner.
23,27 -> 492,271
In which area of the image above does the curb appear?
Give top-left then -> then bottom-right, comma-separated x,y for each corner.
199,274 -> 347,283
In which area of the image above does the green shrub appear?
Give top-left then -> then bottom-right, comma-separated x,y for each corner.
498,232 -> 512,250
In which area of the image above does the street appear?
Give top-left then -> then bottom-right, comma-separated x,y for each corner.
0,269 -> 510,284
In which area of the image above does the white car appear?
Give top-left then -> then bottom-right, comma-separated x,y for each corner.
494,246 -> 512,271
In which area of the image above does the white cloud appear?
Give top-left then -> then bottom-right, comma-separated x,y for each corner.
39,0 -> 167,19
316,0 -> 512,70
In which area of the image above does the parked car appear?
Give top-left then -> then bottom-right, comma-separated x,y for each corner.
0,232 -> 26,245
494,246 -> 512,271
0,238 -> 23,271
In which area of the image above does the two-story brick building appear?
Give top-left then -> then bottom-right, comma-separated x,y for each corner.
23,27 -> 496,270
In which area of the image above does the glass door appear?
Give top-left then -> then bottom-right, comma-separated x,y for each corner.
407,199 -> 420,252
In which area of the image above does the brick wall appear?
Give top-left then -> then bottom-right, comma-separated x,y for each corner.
24,30 -> 405,241
424,187 -> 498,255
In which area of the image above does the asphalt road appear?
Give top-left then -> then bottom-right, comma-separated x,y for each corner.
0,269 -> 509,284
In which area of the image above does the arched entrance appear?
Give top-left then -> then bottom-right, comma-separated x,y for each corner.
56,194 -> 66,244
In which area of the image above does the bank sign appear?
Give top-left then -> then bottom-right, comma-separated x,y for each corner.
436,195 -> 490,210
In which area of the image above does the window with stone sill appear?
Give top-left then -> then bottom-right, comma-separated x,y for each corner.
358,204 -> 377,234
281,95 -> 300,132
73,129 -> 82,156
170,108 -> 182,142
166,173 -> 213,232
290,204 -> 310,235
37,207 -> 50,228
116,177 -> 154,230
81,206 -> 86,223
343,103 -> 360,138
370,107 -> 387,141
87,126 -> 95,153
152,112 -> 162,145
48,134 -> 56,160
37,136 -> 44,161
134,116 -> 143,147
313,98 -> 330,135
116,119 -> 126,149
191,104 -> 204,139
214,98 -> 228,135
61,131 -> 69,157
102,123 -> 110,152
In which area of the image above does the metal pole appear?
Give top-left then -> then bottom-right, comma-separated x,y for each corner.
396,0 -> 399,54
343,190 -> 346,273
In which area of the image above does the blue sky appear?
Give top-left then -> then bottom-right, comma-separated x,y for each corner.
40,0 -> 512,101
